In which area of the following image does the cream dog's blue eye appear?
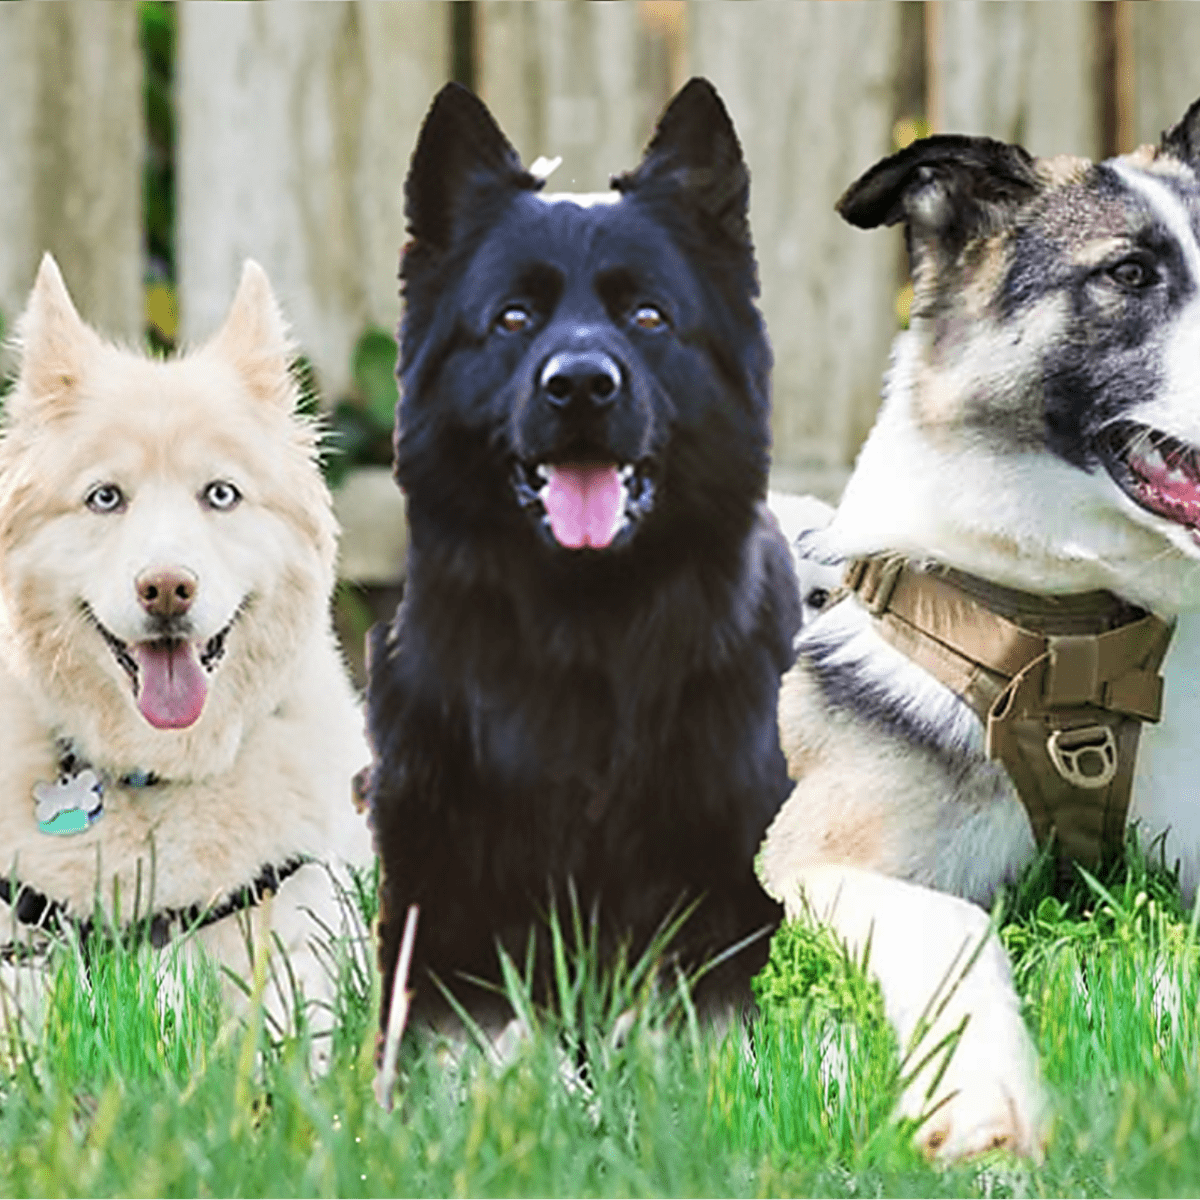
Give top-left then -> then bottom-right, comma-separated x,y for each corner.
202,481 -> 241,511
85,484 -> 125,513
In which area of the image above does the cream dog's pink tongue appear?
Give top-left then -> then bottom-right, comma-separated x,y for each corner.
544,464 -> 623,549
133,641 -> 208,729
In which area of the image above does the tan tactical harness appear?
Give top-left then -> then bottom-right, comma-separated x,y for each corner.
842,556 -> 1175,869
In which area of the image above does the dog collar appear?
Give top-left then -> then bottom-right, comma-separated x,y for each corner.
0,855 -> 310,955
841,555 -> 1175,871
32,741 -> 162,836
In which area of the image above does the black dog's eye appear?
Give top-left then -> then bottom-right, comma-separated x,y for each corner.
805,587 -> 830,611
631,304 -> 667,331
201,480 -> 241,511
86,483 -> 125,514
1107,258 -> 1156,290
497,306 -> 534,334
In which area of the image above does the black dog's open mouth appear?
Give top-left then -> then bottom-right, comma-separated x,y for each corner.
511,459 -> 656,550
1100,420 -> 1200,539
86,605 -> 238,731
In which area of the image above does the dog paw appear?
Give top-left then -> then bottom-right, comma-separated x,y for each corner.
898,999 -> 1048,1160
892,909 -> 1049,1160
778,866 -> 1049,1161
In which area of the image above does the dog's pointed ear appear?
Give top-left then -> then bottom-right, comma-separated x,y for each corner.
12,253 -> 103,418
837,135 -> 1039,259
615,78 -> 752,249
405,83 -> 536,252
1160,97 -> 1200,172
210,260 -> 296,408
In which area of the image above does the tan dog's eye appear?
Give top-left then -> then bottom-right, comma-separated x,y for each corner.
85,484 -> 125,514
202,480 -> 241,511
1108,258 -> 1156,290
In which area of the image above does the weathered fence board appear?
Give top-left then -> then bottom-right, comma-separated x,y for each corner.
1130,3 -> 1200,150
930,1 -> 1101,159
177,2 -> 448,397
690,1 -> 905,496
476,1 -> 673,192
0,2 -> 141,347
5,0 -> 1191,573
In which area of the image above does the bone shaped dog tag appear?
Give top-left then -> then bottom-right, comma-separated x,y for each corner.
33,768 -> 104,835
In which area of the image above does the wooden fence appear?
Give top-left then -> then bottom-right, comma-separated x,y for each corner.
3,1 -> 1200,573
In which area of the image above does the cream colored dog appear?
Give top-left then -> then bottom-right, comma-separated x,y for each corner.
0,255 -> 372,1037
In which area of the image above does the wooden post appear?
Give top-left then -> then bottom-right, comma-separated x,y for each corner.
690,1 -> 905,495
176,2 -> 448,399
1129,2 -> 1200,149
476,1 -> 675,193
0,3 -> 141,347
928,1 -> 1101,158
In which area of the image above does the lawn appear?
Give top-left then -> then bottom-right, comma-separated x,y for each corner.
2,842 -> 1199,1197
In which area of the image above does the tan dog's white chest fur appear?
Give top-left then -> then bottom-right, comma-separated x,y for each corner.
0,255 -> 372,1038
765,103 -> 1200,1158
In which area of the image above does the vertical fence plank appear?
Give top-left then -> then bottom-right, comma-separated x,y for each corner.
1129,4 -> 1200,149
690,1 -> 904,494
930,1 -> 1101,158
0,2 -> 141,347
177,2 -> 448,399
476,1 -> 673,192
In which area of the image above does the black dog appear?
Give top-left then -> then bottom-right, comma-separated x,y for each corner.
367,79 -> 801,1025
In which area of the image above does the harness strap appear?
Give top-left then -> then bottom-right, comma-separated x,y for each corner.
844,556 -> 1174,869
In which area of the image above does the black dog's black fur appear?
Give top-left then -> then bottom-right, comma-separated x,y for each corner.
367,79 -> 801,1023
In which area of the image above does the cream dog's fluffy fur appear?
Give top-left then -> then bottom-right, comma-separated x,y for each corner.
0,255 -> 372,1033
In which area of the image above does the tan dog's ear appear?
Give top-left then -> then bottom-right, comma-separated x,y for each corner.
12,253 -> 103,419
209,260 -> 296,408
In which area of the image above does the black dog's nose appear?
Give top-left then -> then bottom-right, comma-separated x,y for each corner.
539,350 -> 622,408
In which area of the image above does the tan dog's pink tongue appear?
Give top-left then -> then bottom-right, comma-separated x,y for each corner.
544,464 -> 623,549
133,642 -> 208,729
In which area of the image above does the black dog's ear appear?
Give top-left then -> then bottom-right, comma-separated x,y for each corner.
1161,97 -> 1200,172
837,134 -> 1039,257
615,77 -> 751,248
405,83 -> 537,251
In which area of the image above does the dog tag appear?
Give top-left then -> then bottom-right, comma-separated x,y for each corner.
33,768 -> 104,835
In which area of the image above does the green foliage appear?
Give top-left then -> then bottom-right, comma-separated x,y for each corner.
140,2 -> 174,277
291,354 -> 323,422
998,826 -> 1186,931
325,327 -> 400,486
352,328 -> 402,429
140,2 -> 176,353
0,306 -> 12,406
754,918 -> 890,1037
8,850 -> 1200,1193
38,940 -> 223,1092
747,927 -> 918,1183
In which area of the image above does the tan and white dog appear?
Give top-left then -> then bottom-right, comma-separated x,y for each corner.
762,98 -> 1200,1157
0,255 -> 372,1036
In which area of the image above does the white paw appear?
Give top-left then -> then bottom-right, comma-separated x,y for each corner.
896,956 -> 1048,1159
781,865 -> 1049,1160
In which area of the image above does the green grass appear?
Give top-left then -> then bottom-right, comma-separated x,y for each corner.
3,843 -> 1200,1197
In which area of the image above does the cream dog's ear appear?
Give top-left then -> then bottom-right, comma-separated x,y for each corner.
11,252 -> 104,420
208,259 -> 296,408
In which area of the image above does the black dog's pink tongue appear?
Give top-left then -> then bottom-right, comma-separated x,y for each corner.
544,464 -> 623,549
133,641 -> 208,729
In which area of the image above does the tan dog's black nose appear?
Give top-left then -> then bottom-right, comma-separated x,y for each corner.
136,568 -> 197,617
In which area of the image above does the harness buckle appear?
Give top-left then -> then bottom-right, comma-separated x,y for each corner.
1046,724 -> 1118,790
859,557 -> 903,616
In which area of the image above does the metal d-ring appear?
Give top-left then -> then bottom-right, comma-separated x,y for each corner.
1046,724 -> 1118,790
